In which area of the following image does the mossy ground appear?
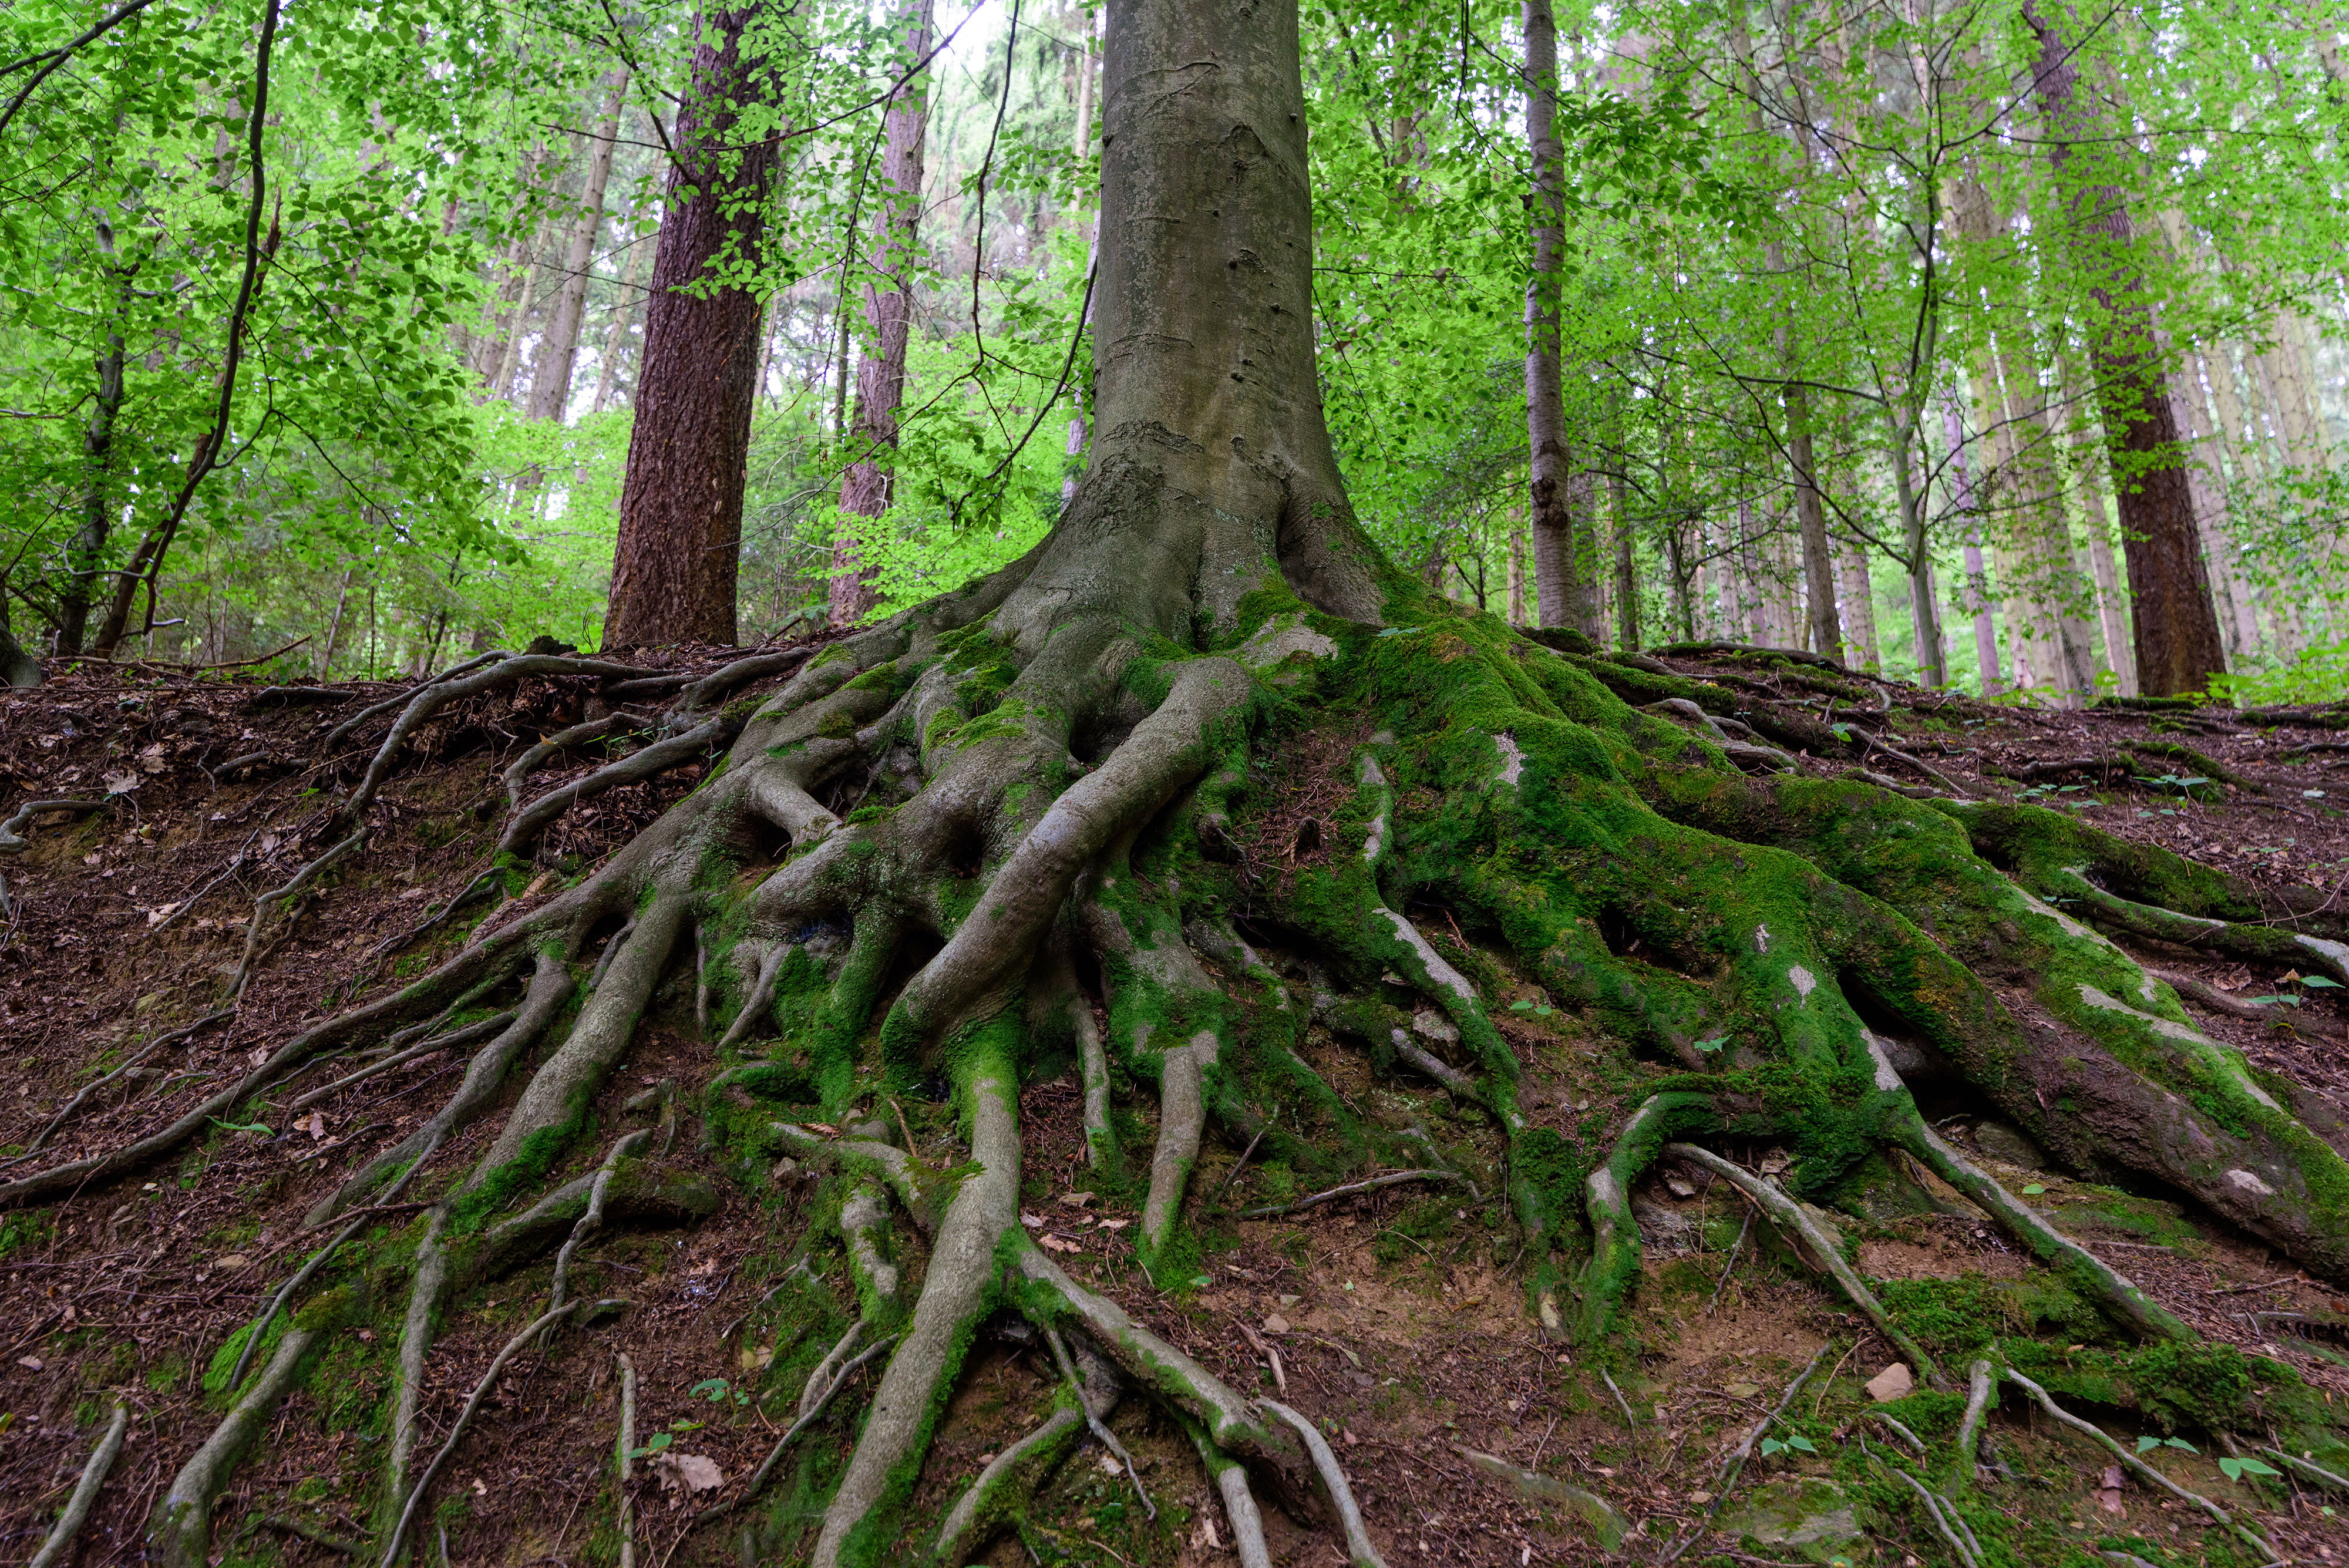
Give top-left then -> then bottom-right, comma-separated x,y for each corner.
4,645 -> 2349,1566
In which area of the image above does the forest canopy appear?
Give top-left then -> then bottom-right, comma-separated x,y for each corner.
7,0 -> 2347,702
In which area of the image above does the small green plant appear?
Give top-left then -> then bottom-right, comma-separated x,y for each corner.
1694,1035 -> 1726,1054
2217,1455 -> 2280,1482
689,1378 -> 751,1407
2136,1435 -> 2196,1455
1509,1000 -> 1556,1017
1759,1434 -> 1816,1457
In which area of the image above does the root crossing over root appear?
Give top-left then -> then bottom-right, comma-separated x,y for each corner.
1048,1327 -> 1152,1519
1666,1143 -> 1946,1388
29,1401 -> 128,1568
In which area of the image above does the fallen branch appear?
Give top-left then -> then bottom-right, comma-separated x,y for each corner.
1236,1167 -> 1467,1219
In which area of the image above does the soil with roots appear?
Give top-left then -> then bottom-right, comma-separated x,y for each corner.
5,632 -> 2349,1568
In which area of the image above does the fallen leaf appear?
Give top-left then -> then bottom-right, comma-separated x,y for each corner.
1097,1217 -> 1131,1230
300,1112 -> 328,1140
137,743 -> 167,772
1039,1234 -> 1082,1253
652,1452 -> 725,1495
1057,1190 -> 1097,1207
103,771 -> 141,795
17,1356 -> 41,1371
145,902 -> 181,926
1263,1314 -> 1291,1335
1020,1212 -> 1044,1228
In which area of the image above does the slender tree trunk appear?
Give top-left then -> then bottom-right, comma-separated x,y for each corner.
1783,382 -> 1840,661
1522,0 -> 1588,636
1061,10 -> 1102,510
492,251 -> 541,403
591,232 -> 649,415
604,3 -> 783,649
1610,469 -> 1637,650
1943,402 -> 2003,695
0,588 -> 39,687
529,72 -> 629,424
1887,404 -> 1946,685
2022,0 -> 2225,695
1834,527 -> 1881,674
828,0 -> 937,629
60,225 -> 127,655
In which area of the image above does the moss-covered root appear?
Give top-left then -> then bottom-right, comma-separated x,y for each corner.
149,1325 -> 324,1568
1891,1113 -> 2190,1343
1665,1143 -> 1947,1390
809,1049 -> 1021,1568
1186,1424 -> 1274,1568
383,1208 -> 449,1532
2051,867 -> 2349,985
932,1350 -> 1120,1563
1143,1028 -> 1218,1261
1259,1398 -> 1391,1568
315,954 -> 576,1227
840,1181 -> 903,1322
1950,1359 -> 1997,1490
1577,1092 -> 1716,1345
468,890 -> 689,1184
28,1401 -> 127,1568
1009,1244 -> 1287,1462
1071,987 -> 1116,1174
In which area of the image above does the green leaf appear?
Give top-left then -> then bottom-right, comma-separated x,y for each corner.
2022,1183 -> 2047,1194
1510,1000 -> 1533,1011
210,1118 -> 274,1137
2164,1438 -> 2197,1453
1785,1434 -> 1817,1453
1694,1035 -> 1727,1054
1759,1437 -> 1784,1456
2301,975 -> 2342,988
2137,1435 -> 2162,1453
690,1378 -> 731,1401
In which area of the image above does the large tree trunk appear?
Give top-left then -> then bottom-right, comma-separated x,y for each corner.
2022,0 -> 2226,696
827,0 -> 935,629
527,72 -> 628,425
1522,0 -> 1593,638
604,4 -> 782,650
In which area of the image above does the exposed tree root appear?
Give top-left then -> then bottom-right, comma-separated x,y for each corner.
1666,1143 -> 1946,1388
28,1400 -> 127,1568
1260,1398 -> 1388,1568
1663,1344 -> 1831,1564
152,1324 -> 325,1568
933,1345 -> 1121,1564
2001,1364 -> 2269,1556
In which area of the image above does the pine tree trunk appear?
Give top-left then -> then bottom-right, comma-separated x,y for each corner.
529,72 -> 628,424
604,4 -> 783,650
2022,0 -> 2226,695
828,0 -> 937,629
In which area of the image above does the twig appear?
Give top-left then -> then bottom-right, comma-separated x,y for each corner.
698,1334 -> 897,1523
1216,1126 -> 1268,1198
617,1352 -> 637,1568
1237,1168 -> 1466,1219
376,1300 -> 605,1568
1866,1442 -> 1980,1568
288,1011 -> 514,1112
1661,1344 -> 1830,1564
13,1008 -> 233,1158
26,1401 -> 128,1568
1599,1367 -> 1638,1430
1706,1207 -> 1752,1313
1049,1328 -> 1153,1519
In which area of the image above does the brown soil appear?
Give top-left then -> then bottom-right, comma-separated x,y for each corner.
2,651 -> 2347,1568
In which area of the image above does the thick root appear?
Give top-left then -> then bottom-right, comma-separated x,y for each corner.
28,1401 -> 128,1568
150,1325 -> 324,1568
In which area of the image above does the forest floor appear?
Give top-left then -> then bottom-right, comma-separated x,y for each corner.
2,645 -> 2348,1568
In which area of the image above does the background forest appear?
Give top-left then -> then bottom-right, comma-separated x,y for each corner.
6,0 -> 2348,705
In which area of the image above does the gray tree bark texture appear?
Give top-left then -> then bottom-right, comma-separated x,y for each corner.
605,6 -> 780,649
2022,0 -> 2227,696
528,72 -> 629,425
1522,0 -> 1593,638
827,0 -> 935,630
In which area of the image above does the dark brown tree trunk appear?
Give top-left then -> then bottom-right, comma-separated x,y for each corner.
528,72 -> 628,424
603,6 -> 780,650
827,0 -> 935,629
1523,0 -> 1592,637
2022,0 -> 2226,696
